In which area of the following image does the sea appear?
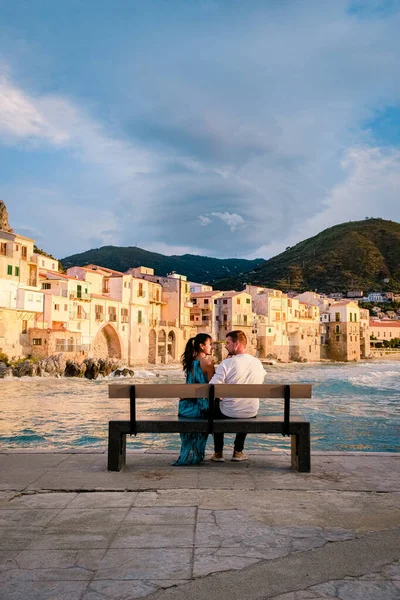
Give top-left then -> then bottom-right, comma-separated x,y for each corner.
0,361 -> 399,453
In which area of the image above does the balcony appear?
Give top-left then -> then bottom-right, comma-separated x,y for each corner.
69,292 -> 90,301
185,301 -> 193,308
95,314 -> 105,322
69,312 -> 89,320
159,320 -> 178,327
121,316 -> 129,323
149,295 -> 162,303
108,315 -> 117,322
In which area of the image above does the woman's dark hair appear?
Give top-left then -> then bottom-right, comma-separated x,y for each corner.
181,333 -> 212,373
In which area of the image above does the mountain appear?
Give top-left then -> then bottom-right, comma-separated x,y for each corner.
60,246 -> 264,283
211,219 -> 400,292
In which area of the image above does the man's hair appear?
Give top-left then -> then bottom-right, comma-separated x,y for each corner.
226,330 -> 247,346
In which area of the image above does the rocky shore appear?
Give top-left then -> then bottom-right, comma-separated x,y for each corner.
0,355 -> 134,379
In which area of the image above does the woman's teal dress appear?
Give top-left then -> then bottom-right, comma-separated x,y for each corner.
173,360 -> 209,465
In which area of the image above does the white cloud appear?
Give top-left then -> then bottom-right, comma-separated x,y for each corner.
198,215 -> 211,226
0,72 -> 69,144
0,71 -> 155,181
209,212 -> 245,232
254,146 -> 400,259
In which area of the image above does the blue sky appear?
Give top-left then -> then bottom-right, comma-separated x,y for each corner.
1,0 -> 400,260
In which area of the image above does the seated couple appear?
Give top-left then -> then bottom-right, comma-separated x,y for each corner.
173,330 -> 266,466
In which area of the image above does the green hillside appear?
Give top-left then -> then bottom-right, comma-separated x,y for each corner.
60,246 -> 264,283
211,219 -> 400,292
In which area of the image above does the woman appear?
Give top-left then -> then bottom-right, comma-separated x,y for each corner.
173,333 -> 214,465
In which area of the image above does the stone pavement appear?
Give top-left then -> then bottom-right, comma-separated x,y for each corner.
0,450 -> 399,600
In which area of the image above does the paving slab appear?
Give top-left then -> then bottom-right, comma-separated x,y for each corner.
0,451 -> 398,600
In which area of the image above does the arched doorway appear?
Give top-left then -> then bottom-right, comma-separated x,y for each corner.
168,330 -> 176,362
148,329 -> 157,364
158,329 -> 167,364
93,324 -> 122,359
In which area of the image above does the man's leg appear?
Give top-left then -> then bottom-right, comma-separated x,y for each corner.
234,433 -> 247,453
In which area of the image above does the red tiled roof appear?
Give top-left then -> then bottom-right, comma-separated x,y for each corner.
191,291 -> 221,297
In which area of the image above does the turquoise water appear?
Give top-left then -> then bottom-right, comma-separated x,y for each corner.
0,361 -> 399,452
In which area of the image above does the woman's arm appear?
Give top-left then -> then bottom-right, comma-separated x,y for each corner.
199,357 -> 215,382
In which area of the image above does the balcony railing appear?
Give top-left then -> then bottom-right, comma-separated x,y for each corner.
69,312 -> 89,320
69,292 -> 90,300
121,316 -> 129,323
95,314 -> 105,322
108,315 -> 117,322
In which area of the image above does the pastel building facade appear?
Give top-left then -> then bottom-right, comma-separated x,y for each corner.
0,229 -> 43,359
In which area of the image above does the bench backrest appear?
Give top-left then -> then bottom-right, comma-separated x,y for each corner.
109,383 -> 312,437
109,383 -> 312,399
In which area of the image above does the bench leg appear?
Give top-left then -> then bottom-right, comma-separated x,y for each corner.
291,424 -> 310,473
108,423 -> 127,471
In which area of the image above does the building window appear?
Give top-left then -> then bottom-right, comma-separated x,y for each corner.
42,260 -> 45,267
350,335 -> 352,341
336,335 -> 340,341
138,282 -> 143,297
15,267 -> 19,276
268,328 -> 272,333
54,304 -> 60,311
335,312 -> 340,322
95,305 -> 104,321
108,307 -> 117,321
22,320 -> 28,334
237,298 -> 240,305
350,313 -> 353,322
21,246 -> 27,260
32,338 -> 42,345
243,315 -> 248,324
335,325 -> 340,334
192,298 -> 197,305
309,345 -> 312,352
77,305 -> 83,319
0,243 -> 6,256
354,314 -> 357,322
223,314 -> 227,322
42,283 -> 51,290
52,263 -> 55,270
246,298 -> 251,304
121,308 -> 129,323
214,299 -> 217,304
190,315 -> 194,321
7,265 -> 12,275
64,304 -> 68,311
204,299 -> 209,304
355,336 -> 357,341
138,310 -> 142,324
223,299 -> 227,304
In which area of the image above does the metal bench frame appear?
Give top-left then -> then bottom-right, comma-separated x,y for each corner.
108,383 -> 312,472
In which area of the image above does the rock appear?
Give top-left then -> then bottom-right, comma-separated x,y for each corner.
12,360 -> 38,377
64,360 -> 86,377
0,362 -> 12,378
0,200 -> 13,233
83,358 -> 100,380
113,367 -> 135,377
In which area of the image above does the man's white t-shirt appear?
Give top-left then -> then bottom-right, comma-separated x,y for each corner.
209,354 -> 266,418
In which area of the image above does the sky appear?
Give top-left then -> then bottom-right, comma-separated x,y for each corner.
1,0 -> 400,261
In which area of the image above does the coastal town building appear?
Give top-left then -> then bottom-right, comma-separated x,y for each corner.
0,229 -> 43,358
369,320 -> 400,344
324,301 -> 361,361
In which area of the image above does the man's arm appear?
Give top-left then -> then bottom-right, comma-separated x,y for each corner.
209,361 -> 227,384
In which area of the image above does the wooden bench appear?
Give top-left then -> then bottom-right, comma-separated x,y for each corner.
108,383 -> 312,472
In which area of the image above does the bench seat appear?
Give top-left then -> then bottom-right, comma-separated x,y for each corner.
108,415 -> 310,472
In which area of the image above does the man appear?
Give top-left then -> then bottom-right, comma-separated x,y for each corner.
209,330 -> 265,462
